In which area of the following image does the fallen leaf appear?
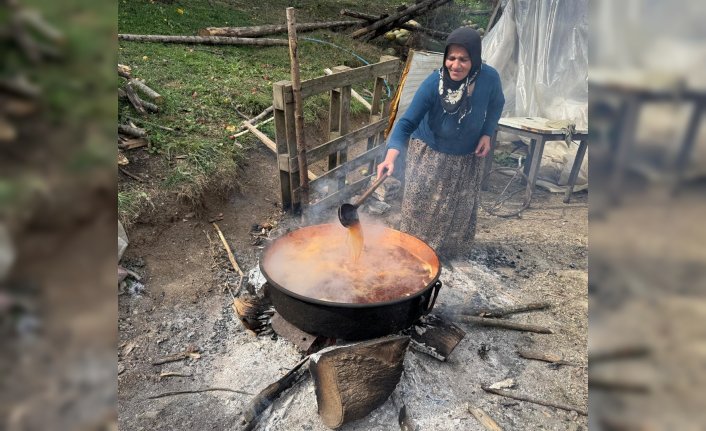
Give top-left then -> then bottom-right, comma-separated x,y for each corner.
176,8 -> 184,14
225,125 -> 237,132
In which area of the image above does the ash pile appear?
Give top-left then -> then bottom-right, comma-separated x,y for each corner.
214,260 -> 587,431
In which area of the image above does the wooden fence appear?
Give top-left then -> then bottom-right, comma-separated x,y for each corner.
272,56 -> 400,218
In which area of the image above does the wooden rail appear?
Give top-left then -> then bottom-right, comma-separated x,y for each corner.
272,56 -> 399,212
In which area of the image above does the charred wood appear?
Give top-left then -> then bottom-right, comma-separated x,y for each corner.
238,357 -> 310,431
309,336 -> 409,429
481,385 -> 588,416
462,315 -> 554,334
405,314 -> 465,361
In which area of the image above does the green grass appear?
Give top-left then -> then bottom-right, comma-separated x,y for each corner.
117,0 -> 494,224
118,189 -> 152,226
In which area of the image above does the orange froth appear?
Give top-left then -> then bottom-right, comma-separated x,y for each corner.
264,224 -> 436,304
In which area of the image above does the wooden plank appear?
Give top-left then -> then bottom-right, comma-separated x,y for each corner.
272,80 -> 289,110
319,144 -> 385,183
336,65 -> 352,191
370,76 -> 385,118
280,59 -> 399,102
468,405 -> 504,431
498,117 -> 588,135
243,121 -> 277,152
273,102 -> 292,210
309,174 -> 372,213
296,119 -> 387,168
306,145 -> 386,211
325,68 -> 372,111
328,86 -> 341,171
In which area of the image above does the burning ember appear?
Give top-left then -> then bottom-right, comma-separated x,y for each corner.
263,223 -> 436,304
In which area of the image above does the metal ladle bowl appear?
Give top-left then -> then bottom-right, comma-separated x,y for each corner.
338,174 -> 389,227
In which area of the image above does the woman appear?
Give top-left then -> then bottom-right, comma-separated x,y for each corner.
377,27 -> 504,259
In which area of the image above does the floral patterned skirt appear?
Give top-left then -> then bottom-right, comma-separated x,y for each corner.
400,138 -> 482,259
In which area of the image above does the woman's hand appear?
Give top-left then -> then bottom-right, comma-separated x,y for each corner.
377,149 -> 400,178
475,135 -> 492,157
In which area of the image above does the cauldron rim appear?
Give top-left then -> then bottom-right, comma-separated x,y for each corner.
259,224 -> 442,309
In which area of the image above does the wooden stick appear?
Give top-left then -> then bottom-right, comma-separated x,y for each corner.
118,64 -> 131,79
474,302 -> 551,318
485,0 -> 502,34
350,0 -> 439,39
159,371 -> 193,379
242,121 -> 318,181
147,387 -> 252,400
232,116 -> 273,138
118,34 -> 289,46
340,8 -> 449,40
286,8 -> 310,211
152,352 -> 189,366
481,386 -> 587,416
517,349 -> 572,365
120,84 -> 160,112
198,20 -> 362,37
324,68 -> 372,111
118,124 -> 147,138
242,121 -> 277,153
239,357 -> 310,431
126,116 -> 176,132
462,316 -> 554,334
468,405 -> 504,431
240,105 -> 274,129
128,78 -> 163,104
119,167 -> 143,182
122,82 -> 146,114
212,222 -> 244,277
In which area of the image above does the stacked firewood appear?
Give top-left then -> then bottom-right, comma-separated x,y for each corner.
118,64 -> 163,166
348,0 -> 452,42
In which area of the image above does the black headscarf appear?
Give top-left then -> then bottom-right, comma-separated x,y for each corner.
438,27 -> 483,123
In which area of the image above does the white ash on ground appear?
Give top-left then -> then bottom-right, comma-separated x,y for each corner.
202,256 -> 587,431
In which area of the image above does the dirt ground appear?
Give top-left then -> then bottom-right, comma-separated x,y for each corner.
117,134 -> 588,430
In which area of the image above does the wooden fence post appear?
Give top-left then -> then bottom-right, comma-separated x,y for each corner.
273,81 -> 299,211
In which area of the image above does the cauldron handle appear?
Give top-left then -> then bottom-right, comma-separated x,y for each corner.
423,280 -> 442,315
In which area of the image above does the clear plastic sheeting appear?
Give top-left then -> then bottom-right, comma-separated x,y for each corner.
483,0 -> 588,128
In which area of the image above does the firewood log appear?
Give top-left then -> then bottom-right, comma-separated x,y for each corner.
309,335 -> 409,429
198,20 -> 361,38
118,34 -> 289,46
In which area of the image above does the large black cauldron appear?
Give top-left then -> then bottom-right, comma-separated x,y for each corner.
260,224 -> 442,340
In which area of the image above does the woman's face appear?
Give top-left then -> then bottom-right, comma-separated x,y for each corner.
445,44 -> 472,82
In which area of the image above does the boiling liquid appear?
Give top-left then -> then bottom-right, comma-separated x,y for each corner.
265,227 -> 435,304
347,221 -> 364,263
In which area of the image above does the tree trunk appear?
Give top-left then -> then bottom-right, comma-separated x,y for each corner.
309,336 -> 409,429
198,20 -> 361,38
118,34 -> 289,46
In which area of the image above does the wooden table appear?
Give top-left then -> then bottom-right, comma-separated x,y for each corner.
590,68 -> 705,200
484,117 -> 589,203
